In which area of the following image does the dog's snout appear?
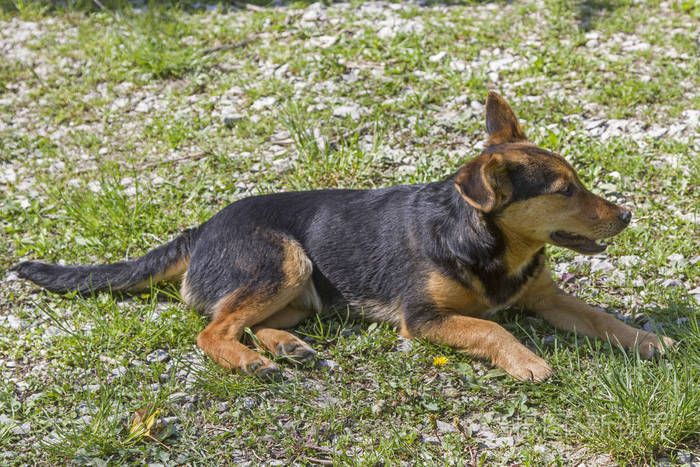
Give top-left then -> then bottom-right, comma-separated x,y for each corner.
618,209 -> 632,225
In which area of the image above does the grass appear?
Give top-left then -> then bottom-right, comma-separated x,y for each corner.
0,0 -> 698,465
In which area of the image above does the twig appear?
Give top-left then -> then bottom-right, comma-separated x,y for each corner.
73,150 -> 210,175
202,37 -> 256,56
331,121 -> 375,146
302,456 -> 333,465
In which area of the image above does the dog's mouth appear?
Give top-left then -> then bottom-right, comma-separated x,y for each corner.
550,231 -> 607,254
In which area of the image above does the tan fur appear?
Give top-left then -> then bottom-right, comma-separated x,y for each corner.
195,238 -> 314,375
426,271 -> 492,317
415,314 -> 552,381
250,326 -> 315,359
517,268 -> 674,358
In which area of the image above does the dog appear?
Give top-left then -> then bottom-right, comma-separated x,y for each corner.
13,92 -> 675,381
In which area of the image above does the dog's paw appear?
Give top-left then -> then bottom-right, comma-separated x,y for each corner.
638,334 -> 676,359
277,341 -> 317,362
501,353 -> 553,382
244,357 -> 281,380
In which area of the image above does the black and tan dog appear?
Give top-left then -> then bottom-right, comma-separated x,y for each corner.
13,92 -> 674,381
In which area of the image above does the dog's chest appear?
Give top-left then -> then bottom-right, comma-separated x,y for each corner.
427,263 -> 539,316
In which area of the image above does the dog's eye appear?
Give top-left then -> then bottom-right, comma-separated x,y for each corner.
559,183 -> 575,196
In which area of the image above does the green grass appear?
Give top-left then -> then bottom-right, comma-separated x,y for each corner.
0,0 -> 698,465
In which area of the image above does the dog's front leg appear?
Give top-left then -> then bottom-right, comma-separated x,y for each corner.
518,268 -> 675,358
403,312 -> 552,381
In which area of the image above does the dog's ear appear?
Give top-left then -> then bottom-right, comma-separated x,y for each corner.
484,91 -> 527,146
454,153 -> 511,212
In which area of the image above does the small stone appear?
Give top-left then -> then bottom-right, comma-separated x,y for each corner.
316,359 -> 339,372
591,260 -> 614,273
661,279 -> 684,289
396,337 -> 413,352
251,96 -> 277,111
217,401 -> 230,412
332,105 -> 362,121
632,279 -> 644,288
146,349 -> 169,364
436,420 -> 458,433
428,51 -> 447,63
167,392 -> 188,403
667,253 -> 684,262
484,436 -> 515,448
240,397 -> 256,410
618,255 -> 641,267
422,435 -> 440,444
371,400 -> 385,415
5,315 -> 25,330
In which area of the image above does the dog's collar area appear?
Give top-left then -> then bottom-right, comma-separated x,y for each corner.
550,231 -> 607,254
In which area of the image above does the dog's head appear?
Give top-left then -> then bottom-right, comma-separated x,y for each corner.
455,92 -> 631,255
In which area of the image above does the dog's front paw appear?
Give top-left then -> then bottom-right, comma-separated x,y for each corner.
500,352 -> 553,382
638,333 -> 676,359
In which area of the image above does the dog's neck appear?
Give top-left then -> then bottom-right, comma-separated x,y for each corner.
498,225 -> 546,274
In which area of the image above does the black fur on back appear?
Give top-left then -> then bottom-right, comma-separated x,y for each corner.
12,228 -> 199,295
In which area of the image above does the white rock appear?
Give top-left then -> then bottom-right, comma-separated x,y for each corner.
591,260 -> 614,273
667,253 -> 684,262
146,349 -> 169,364
396,337 -> 413,352
428,51 -> 447,63
619,255 -> 641,267
436,420 -> 458,433
333,104 -> 362,121
5,315 -> 25,330
662,279 -> 684,289
0,166 -> 16,184
251,96 -> 277,111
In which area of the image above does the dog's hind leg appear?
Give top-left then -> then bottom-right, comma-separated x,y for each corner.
193,236 -> 314,376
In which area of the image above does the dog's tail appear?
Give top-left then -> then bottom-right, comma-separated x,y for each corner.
12,228 -> 199,295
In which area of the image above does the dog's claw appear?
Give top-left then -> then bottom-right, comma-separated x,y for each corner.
277,342 -> 317,362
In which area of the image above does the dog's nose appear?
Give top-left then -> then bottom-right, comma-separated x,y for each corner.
618,209 -> 632,225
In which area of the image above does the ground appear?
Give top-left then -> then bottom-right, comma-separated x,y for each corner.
0,0 -> 698,465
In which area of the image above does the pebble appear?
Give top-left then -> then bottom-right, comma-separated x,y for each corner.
240,397 -> 257,410
167,392 -> 188,404
667,253 -> 685,263
591,260 -> 614,273
395,337 -> 413,352
0,416 -> 31,435
146,349 -> 170,364
4,315 -> 26,330
618,255 -> 641,267
436,420 -> 458,433
332,105 -> 362,121
661,279 -> 685,289
484,436 -> 515,448
316,359 -> 340,372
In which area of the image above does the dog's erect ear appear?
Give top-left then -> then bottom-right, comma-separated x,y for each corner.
455,153 -> 511,212
484,91 -> 527,146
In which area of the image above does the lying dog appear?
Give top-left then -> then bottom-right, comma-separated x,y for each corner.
13,92 -> 674,381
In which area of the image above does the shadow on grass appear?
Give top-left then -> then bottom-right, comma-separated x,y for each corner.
575,0 -> 624,31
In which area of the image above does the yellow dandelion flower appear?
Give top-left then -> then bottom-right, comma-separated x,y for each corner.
433,356 -> 448,367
